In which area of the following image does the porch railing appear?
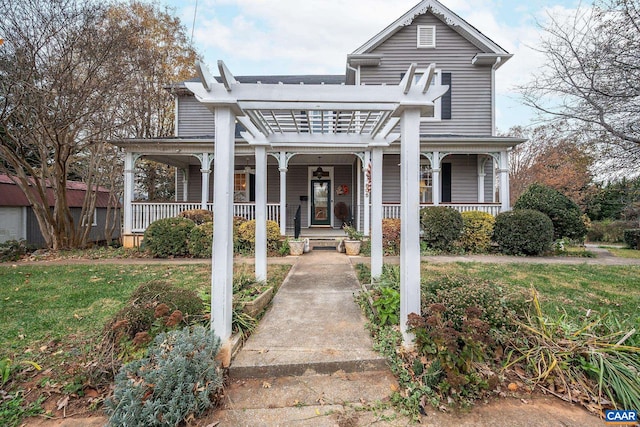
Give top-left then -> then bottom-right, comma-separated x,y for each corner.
381,203 -> 502,219
131,202 -> 280,233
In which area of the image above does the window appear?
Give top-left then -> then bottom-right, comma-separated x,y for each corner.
81,209 -> 97,227
234,172 -> 248,202
417,25 -> 436,48
420,161 -> 433,203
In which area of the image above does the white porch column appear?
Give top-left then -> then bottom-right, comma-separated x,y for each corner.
477,156 -> 486,203
362,151 -> 371,236
400,108 -> 422,347
212,107 -> 235,342
499,150 -> 510,211
370,147 -> 384,279
123,151 -> 135,235
200,153 -> 211,210
182,168 -> 189,202
278,152 -> 288,236
255,145 -> 268,282
431,151 -> 440,206
356,157 -> 362,231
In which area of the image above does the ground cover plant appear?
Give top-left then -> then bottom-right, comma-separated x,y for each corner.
0,262 -> 290,424
356,262 -> 640,420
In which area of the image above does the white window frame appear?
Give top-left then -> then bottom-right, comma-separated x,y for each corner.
233,170 -> 250,202
81,209 -> 97,227
417,25 -> 436,48
420,160 -> 433,203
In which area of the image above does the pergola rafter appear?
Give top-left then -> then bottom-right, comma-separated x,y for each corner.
187,60 -> 450,360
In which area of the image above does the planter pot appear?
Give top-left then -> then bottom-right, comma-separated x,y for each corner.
289,240 -> 305,255
241,287 -> 274,318
344,240 -> 361,256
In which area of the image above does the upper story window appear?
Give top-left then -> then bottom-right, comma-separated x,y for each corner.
417,25 -> 436,48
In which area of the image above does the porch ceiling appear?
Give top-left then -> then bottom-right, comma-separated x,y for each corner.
185,61 -> 449,148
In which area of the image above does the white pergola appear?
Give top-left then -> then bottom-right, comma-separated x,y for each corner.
186,60 -> 449,350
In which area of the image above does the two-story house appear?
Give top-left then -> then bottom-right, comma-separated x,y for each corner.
113,0 -> 524,345
115,0 -> 523,247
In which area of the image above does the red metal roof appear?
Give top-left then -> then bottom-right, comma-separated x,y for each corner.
0,174 -> 117,208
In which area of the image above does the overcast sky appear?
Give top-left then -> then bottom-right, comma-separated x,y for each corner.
163,0 -> 583,132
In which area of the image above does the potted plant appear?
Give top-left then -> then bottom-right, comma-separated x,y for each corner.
288,238 -> 305,256
342,226 -> 363,255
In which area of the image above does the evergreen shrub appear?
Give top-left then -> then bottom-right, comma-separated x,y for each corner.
459,211 -> 495,253
0,239 -> 27,262
105,325 -> 223,427
178,209 -> 213,225
587,220 -> 632,243
492,209 -> 554,255
188,222 -> 213,258
236,220 -> 282,252
623,229 -> 640,249
514,183 -> 587,241
382,218 -> 401,255
419,206 -> 462,251
143,217 -> 195,258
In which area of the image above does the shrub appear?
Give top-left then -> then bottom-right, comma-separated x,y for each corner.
419,206 -> 462,251
0,240 -> 27,262
105,326 -> 224,427
188,222 -> 213,258
99,281 -> 206,372
143,217 -> 195,258
381,218 -> 401,255
588,220 -> 634,243
623,229 -> 640,249
493,209 -> 554,255
514,183 -> 587,241
236,220 -> 282,252
459,211 -> 495,253
178,209 -> 213,225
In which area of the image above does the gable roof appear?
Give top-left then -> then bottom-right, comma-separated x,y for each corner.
0,174 -> 116,208
351,0 -> 510,58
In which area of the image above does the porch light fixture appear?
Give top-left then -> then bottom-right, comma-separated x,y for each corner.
314,166 -> 325,179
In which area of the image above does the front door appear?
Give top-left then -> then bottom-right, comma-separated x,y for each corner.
311,180 -> 331,226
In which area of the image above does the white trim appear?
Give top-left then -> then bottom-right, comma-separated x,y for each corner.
307,166 -> 334,228
417,25 -> 436,48
417,68 -> 442,121
352,0 -> 510,57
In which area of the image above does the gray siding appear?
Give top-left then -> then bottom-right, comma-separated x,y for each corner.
177,95 -> 215,137
360,13 -> 493,135
484,156 -> 495,202
382,154 -> 401,203
447,155 -> 477,203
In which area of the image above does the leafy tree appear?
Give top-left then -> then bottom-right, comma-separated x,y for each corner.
0,0 -> 196,248
519,0 -> 640,170
506,124 -> 594,208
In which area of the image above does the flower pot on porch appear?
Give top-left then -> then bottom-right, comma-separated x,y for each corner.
344,240 -> 361,256
289,240 -> 305,255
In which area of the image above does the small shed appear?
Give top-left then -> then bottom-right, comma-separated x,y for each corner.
0,174 -> 121,247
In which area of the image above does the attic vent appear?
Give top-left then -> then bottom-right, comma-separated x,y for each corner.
417,25 -> 436,48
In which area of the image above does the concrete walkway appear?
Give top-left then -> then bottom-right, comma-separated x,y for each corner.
213,250 -> 403,426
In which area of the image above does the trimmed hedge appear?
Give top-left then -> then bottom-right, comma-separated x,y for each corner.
178,209 -> 213,225
460,211 -> 495,253
188,222 -> 214,258
236,219 -> 282,252
624,229 -> 640,249
492,209 -> 554,255
514,183 -> 587,241
143,217 -> 195,258
419,206 -> 463,251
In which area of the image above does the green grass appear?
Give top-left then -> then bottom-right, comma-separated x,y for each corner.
0,263 -> 290,358
607,247 -> 640,259
420,262 -> 640,324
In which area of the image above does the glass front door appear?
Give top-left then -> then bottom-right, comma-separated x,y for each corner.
311,180 -> 331,226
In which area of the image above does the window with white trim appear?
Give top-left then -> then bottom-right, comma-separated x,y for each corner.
417,25 -> 436,48
81,209 -> 98,227
234,172 -> 248,202
420,160 -> 433,203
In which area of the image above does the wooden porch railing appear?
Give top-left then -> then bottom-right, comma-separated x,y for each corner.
131,202 -> 280,233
